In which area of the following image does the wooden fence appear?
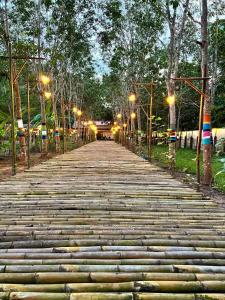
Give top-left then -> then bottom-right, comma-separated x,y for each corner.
153,128 -> 225,151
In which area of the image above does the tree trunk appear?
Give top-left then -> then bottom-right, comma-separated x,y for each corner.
168,82 -> 176,172
52,90 -> 61,154
134,86 -> 141,145
201,0 -> 212,185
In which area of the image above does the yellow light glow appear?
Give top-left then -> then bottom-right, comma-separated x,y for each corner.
117,113 -> 122,119
166,95 -> 175,106
73,107 -> 78,113
123,123 -> 127,128
88,120 -> 93,125
40,75 -> 50,85
131,112 -> 136,119
77,110 -> 82,117
129,93 -> 136,102
84,121 -> 88,126
44,91 -> 52,99
90,124 -> 97,131
114,121 -> 117,125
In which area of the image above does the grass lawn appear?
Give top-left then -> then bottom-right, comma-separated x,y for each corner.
150,145 -> 225,192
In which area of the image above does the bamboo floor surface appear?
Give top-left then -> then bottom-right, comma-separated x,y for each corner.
0,141 -> 224,299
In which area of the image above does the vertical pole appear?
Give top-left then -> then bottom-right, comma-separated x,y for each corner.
148,83 -> 153,162
196,92 -> 204,184
9,41 -> 16,175
201,0 -> 212,185
61,97 -> 66,154
146,100 -> 149,155
27,74 -> 31,169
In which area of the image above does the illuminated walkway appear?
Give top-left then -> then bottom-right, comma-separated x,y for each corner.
0,141 -> 225,299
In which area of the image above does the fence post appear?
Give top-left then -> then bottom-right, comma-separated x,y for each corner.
190,135 -> 193,149
213,135 -> 217,152
184,134 -> 187,148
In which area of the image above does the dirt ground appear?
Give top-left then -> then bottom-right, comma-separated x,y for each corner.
170,168 -> 225,207
0,153 -> 56,182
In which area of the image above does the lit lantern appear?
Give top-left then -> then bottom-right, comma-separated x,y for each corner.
131,112 -> 136,119
44,91 -> 52,99
40,75 -> 50,85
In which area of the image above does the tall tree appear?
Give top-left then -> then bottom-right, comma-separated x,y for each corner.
201,0 -> 212,185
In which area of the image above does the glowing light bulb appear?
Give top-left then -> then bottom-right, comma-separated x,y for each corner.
44,91 -> 52,99
166,95 -> 176,106
129,93 -> 136,102
131,112 -> 136,119
40,75 -> 50,85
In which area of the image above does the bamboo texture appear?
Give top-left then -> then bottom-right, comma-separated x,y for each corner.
0,141 -> 224,299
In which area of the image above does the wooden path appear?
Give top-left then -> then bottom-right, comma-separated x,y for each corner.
0,141 -> 225,299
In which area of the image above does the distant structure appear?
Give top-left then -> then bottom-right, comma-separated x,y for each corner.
95,121 -> 112,140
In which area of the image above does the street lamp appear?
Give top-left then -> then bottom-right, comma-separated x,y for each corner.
44,91 -> 52,99
40,74 -> 50,85
73,107 -> 78,113
77,110 -> 82,117
129,93 -> 136,102
117,113 -> 122,119
166,95 -> 175,106
131,112 -> 136,119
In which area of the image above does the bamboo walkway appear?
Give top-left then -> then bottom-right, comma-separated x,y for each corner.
0,141 -> 224,299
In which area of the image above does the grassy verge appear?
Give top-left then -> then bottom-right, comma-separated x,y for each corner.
149,145 -> 225,192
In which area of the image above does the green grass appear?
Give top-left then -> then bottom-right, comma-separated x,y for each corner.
150,145 -> 225,192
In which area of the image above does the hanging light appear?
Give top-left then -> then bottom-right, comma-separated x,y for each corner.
44,91 -> 52,99
40,75 -> 50,85
77,110 -> 82,117
73,107 -> 78,113
131,112 -> 136,119
128,93 -> 136,102
166,95 -> 176,106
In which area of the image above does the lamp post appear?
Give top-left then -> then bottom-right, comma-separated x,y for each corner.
77,110 -> 82,143
135,81 -> 156,162
26,74 -> 31,169
172,76 -> 210,185
8,41 -> 16,176
61,97 -> 66,154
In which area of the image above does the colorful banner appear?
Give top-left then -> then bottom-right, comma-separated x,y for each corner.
41,123 -> 47,140
54,130 -> 60,139
167,128 -> 177,143
202,114 -> 211,145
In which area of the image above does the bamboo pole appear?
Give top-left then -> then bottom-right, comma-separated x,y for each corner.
9,41 -> 16,176
26,74 -> 31,169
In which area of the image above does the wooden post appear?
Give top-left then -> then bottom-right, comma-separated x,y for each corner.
148,83 -> 153,162
197,94 -> 204,183
9,41 -> 16,176
201,0 -> 212,186
146,102 -> 149,153
61,97 -> 66,154
27,75 -> 31,169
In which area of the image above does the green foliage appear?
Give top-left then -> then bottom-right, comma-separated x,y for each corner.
151,145 -> 225,192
